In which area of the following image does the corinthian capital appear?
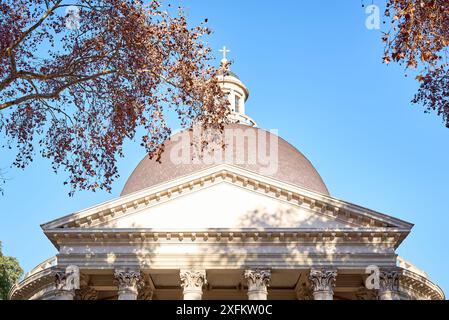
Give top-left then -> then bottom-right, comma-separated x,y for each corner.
308,269 -> 337,292
180,270 -> 207,290
114,270 -> 143,293
379,270 -> 400,292
244,269 -> 271,291
55,265 -> 80,291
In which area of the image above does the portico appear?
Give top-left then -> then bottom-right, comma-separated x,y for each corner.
8,55 -> 444,301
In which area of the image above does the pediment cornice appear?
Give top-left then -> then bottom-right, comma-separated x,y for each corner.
44,227 -> 409,249
41,164 -> 413,235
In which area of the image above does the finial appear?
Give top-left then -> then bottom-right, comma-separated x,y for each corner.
219,45 -> 230,66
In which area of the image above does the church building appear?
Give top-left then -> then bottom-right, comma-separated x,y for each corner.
8,50 -> 444,300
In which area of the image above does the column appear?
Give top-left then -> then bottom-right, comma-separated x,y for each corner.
244,269 -> 271,300
379,271 -> 401,300
114,270 -> 142,300
180,270 -> 207,300
308,269 -> 337,300
54,265 -> 80,300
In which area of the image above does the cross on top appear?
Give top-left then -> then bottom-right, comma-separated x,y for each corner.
219,46 -> 230,61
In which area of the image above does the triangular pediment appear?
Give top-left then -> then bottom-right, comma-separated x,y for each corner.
93,181 -> 357,229
42,164 -> 413,232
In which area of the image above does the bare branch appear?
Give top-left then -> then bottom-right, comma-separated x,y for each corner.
0,69 -> 116,110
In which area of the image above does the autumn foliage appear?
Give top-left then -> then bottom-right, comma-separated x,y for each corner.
383,0 -> 449,126
0,0 -> 228,195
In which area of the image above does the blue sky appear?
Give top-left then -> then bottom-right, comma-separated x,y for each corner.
1,0 -> 448,295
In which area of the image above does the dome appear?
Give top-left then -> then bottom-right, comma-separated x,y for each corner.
121,123 -> 329,196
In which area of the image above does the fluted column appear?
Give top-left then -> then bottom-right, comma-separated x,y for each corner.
308,269 -> 337,300
54,265 -> 80,300
114,270 -> 142,300
244,269 -> 271,300
379,271 -> 401,300
180,270 -> 207,300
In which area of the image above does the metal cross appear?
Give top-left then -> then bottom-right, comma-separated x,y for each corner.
219,46 -> 230,60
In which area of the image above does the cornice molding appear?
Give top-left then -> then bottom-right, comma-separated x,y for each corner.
400,268 -> 445,300
8,267 -> 55,300
41,165 -> 413,235
44,228 -> 409,250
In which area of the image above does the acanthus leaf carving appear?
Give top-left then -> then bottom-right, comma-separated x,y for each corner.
308,269 -> 337,293
180,270 -> 207,290
114,270 -> 143,294
55,265 -> 80,291
379,270 -> 400,292
244,269 -> 271,292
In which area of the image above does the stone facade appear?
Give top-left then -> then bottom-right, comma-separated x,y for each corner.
8,58 -> 444,301
8,168 -> 444,300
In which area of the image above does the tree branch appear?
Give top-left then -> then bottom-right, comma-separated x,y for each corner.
0,69 -> 116,110
7,0 -> 63,52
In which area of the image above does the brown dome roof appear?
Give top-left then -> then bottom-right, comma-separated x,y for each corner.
121,124 -> 329,196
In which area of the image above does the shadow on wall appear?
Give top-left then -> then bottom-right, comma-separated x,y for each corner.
178,206 -> 369,300
70,203 -> 374,300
